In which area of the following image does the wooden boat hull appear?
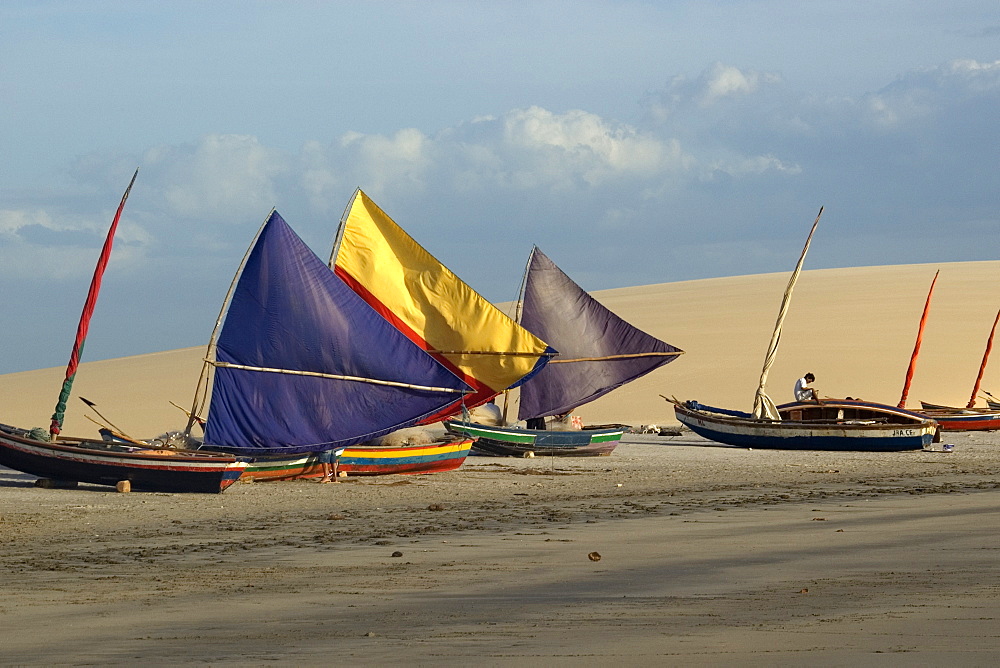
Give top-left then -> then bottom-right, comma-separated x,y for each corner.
443,420 -> 624,457
917,403 -> 1000,431
338,439 -> 473,475
1,424 -> 247,493
672,400 -> 939,451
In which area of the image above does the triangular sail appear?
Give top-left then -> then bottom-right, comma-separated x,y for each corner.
751,207 -> 823,420
330,190 -> 553,421
517,247 -> 683,421
50,169 -> 138,436
202,211 -> 470,455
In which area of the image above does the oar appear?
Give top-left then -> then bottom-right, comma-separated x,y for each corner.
170,401 -> 205,428
84,414 -> 148,445
79,397 -> 139,443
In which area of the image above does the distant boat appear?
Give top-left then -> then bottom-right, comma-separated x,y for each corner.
921,311 -> 1000,427
669,207 -> 940,451
184,210 -> 474,480
898,275 -> 1000,432
446,246 -> 683,456
0,171 -> 249,493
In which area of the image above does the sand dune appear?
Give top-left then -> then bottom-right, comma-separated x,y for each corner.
2,260 -> 998,438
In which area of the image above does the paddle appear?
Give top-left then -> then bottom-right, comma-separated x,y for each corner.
79,397 -> 140,443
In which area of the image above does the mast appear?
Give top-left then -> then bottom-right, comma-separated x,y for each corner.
501,246 -> 538,424
50,169 -> 138,438
751,206 -> 823,421
967,308 -> 1000,408
328,188 -> 361,268
897,270 -> 939,409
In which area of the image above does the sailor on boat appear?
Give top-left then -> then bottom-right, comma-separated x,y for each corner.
794,373 -> 819,402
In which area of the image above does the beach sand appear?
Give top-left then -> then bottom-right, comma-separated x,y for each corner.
2,260 -> 1000,664
1,433 -> 999,664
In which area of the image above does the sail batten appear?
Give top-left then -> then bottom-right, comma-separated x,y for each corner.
210,360 -> 468,393
517,247 -> 683,421
203,211 -> 470,454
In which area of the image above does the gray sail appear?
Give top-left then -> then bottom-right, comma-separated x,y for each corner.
517,247 -> 683,421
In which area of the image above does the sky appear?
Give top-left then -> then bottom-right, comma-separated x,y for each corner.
1,0 -> 998,375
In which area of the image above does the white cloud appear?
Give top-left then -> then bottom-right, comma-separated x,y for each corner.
146,134 -> 289,222
699,63 -> 780,106
339,128 -> 432,195
502,106 -> 671,182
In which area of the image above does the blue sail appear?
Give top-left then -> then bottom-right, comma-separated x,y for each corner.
204,211 -> 470,455
517,247 -> 683,421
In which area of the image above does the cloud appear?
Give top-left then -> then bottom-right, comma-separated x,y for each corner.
145,134 -> 290,222
0,206 -> 152,281
4,59 -> 997,292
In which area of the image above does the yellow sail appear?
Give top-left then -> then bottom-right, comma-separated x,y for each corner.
331,189 -> 552,417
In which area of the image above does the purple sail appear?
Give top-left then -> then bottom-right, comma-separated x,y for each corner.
517,247 -> 682,421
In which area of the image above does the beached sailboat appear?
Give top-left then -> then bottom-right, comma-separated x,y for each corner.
445,246 -> 684,456
0,171 -> 248,492
909,291 -> 1000,431
184,210 -> 475,480
669,208 -> 940,451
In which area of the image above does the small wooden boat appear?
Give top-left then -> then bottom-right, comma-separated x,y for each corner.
99,428 -> 347,483
671,400 -> 939,451
901,289 -> 1000,431
338,438 -> 474,475
669,208 -> 941,451
1,423 -> 246,493
0,172 -> 246,494
443,420 -> 624,457
239,439 -> 472,479
917,403 -> 1000,431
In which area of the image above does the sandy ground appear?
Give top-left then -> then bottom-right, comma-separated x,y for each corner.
2,430 -> 999,665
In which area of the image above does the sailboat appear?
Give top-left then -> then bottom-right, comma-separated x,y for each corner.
185,210 -> 475,480
328,190 -> 557,463
0,171 -> 249,493
444,246 -> 684,456
902,277 -> 1000,430
669,208 -> 940,451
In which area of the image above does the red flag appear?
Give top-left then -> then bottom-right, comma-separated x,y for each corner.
50,169 -> 139,436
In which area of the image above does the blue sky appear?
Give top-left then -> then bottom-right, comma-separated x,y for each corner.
1,1 -> 998,374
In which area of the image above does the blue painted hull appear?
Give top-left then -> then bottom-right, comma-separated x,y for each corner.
673,400 -> 938,451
